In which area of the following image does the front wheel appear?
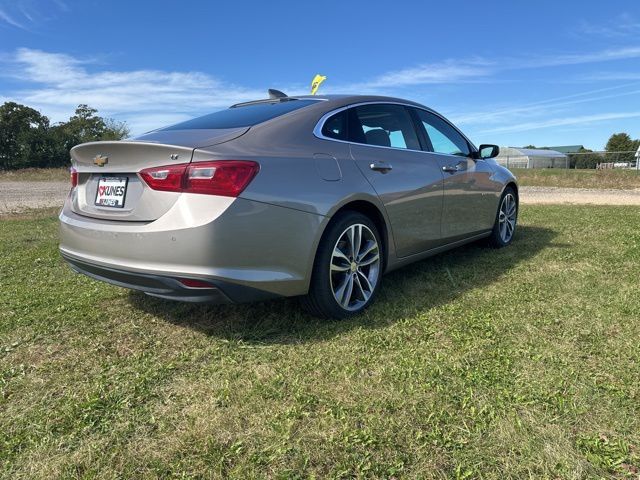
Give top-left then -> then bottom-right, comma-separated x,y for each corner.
488,187 -> 518,248
301,212 -> 382,319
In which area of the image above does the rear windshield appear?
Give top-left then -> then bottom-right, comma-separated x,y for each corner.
160,99 -> 319,130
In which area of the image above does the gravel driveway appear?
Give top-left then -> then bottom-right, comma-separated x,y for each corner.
1,181 -> 640,214
519,186 -> 640,205
0,181 -> 69,213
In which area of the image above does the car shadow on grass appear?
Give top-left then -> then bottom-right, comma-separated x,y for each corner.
128,225 -> 560,344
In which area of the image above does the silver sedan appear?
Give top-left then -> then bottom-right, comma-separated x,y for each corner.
59,93 -> 518,318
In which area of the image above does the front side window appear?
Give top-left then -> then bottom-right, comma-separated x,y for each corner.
349,104 -> 421,150
415,109 -> 470,157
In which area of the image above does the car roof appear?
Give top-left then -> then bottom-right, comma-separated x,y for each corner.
232,94 -> 430,112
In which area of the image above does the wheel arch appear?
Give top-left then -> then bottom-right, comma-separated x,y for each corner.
331,200 -> 389,269
504,181 -> 519,204
301,199 -> 392,318
306,198 -> 392,292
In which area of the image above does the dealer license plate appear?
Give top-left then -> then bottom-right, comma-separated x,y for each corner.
95,177 -> 128,208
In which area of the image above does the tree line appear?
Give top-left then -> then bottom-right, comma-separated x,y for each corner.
0,102 -> 129,170
523,133 -> 640,169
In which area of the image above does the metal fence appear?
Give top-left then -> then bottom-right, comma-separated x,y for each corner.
498,151 -> 639,170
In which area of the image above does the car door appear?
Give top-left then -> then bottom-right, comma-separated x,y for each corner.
412,108 -> 497,241
344,104 -> 445,258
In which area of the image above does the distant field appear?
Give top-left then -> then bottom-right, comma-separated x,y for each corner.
0,168 -> 69,182
512,168 -> 640,190
1,206 -> 639,478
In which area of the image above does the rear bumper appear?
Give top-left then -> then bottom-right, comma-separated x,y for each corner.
61,252 -> 278,303
59,194 -> 326,300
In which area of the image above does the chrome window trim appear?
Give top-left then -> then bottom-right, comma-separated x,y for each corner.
312,101 -> 478,157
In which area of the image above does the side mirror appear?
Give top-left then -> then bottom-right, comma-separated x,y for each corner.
476,144 -> 500,159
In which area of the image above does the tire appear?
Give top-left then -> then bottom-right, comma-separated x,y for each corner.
301,211 -> 383,319
488,186 -> 518,248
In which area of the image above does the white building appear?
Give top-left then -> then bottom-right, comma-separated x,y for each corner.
495,147 -> 569,169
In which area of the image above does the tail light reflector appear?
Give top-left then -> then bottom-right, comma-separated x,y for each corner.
178,278 -> 215,289
70,167 -> 78,188
139,161 -> 259,197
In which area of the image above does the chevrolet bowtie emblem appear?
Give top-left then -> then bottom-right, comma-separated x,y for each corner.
94,154 -> 109,167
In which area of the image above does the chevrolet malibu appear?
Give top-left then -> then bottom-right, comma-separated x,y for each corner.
59,93 -> 518,318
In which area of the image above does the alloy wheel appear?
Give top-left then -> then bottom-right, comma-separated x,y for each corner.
498,193 -> 517,243
329,224 -> 381,311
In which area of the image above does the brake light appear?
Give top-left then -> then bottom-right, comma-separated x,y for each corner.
70,167 -> 78,188
138,161 -> 259,197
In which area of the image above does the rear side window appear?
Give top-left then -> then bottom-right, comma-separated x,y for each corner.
350,104 -> 421,150
161,100 -> 318,130
321,110 -> 348,140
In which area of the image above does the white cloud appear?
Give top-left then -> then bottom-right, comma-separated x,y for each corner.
356,59 -> 493,89
575,13 -> 640,38
338,46 -> 640,93
2,48 -> 265,133
3,43 -> 640,136
0,7 -> 26,29
476,111 -> 640,134
451,82 -> 640,126
578,72 -> 640,82
51,0 -> 68,12
0,0 -> 69,29
525,46 -> 640,68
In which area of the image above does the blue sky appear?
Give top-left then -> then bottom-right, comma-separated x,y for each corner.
1,0 -> 639,150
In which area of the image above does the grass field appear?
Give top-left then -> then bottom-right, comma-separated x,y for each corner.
512,168 -> 640,190
1,206 -> 639,478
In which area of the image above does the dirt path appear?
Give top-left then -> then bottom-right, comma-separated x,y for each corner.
1,182 -> 640,214
0,181 -> 69,213
519,186 -> 640,205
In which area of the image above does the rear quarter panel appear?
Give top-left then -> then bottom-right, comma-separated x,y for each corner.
192,109 -> 397,278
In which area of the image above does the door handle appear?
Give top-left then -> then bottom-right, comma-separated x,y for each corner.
442,164 -> 460,173
370,162 -> 393,173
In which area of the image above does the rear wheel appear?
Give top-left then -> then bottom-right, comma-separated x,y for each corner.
301,212 -> 382,319
488,187 -> 518,248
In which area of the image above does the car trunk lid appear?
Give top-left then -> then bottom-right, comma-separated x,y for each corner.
69,128 -> 249,222
70,141 -> 193,221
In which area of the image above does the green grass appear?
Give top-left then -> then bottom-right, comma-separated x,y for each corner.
1,206 -> 639,478
0,168 -> 69,182
512,167 -> 640,190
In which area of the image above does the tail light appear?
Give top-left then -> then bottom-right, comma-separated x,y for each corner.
139,161 -> 259,197
70,167 -> 78,188
138,164 -> 185,192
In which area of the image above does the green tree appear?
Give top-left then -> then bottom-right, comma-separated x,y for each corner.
570,147 -> 603,169
56,104 -> 129,150
47,105 -> 130,167
0,102 -> 50,169
605,132 -> 640,163
0,102 -> 130,169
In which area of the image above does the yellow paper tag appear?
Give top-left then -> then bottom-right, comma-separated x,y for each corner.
310,74 -> 327,95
